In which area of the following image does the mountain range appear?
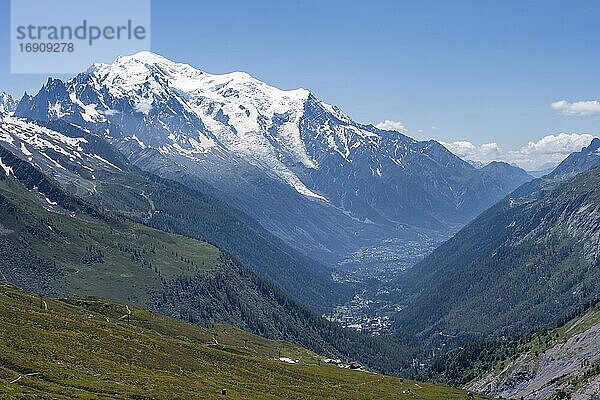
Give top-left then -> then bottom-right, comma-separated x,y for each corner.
13,51 -> 532,267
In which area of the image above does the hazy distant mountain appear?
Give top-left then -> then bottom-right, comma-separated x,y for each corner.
526,161 -> 558,178
467,160 -> 489,169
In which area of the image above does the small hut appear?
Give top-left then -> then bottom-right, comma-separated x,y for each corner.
349,361 -> 362,369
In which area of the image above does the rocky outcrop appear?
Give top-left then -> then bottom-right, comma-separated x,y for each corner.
469,311 -> 600,399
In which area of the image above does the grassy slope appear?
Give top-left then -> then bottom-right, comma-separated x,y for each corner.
0,284 -> 489,400
0,175 -> 220,305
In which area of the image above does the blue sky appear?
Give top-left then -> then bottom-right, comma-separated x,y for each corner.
1,0 -> 599,168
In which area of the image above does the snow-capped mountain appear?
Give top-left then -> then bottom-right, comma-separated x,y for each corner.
14,51 -> 532,262
17,53 -> 326,199
0,92 -> 16,114
0,114 -> 129,195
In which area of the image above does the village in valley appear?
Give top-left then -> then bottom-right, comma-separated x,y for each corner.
323,290 -> 397,336
326,236 -> 439,336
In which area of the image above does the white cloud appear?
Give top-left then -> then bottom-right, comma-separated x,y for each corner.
441,141 -> 502,160
551,100 -> 600,116
375,120 -> 407,132
518,133 -> 594,155
441,133 -> 596,170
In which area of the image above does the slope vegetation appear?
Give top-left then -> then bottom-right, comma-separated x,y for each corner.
394,168 -> 600,340
0,116 -> 348,311
0,147 -> 417,375
0,285 -> 490,400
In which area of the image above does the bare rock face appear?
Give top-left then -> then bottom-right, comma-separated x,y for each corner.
469,315 -> 600,399
572,375 -> 600,400
0,92 -> 16,113
500,364 -> 536,396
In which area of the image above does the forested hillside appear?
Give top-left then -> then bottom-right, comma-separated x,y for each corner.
0,148 -> 417,375
0,117 -> 349,311
393,168 -> 600,341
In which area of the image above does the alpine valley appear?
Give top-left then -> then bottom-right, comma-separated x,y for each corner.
2,51 -> 600,399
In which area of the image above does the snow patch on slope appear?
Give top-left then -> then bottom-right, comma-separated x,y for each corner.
0,157 -> 12,176
69,92 -> 104,123
20,142 -> 32,156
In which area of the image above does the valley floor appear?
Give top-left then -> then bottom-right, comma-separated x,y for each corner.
328,234 -> 450,335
